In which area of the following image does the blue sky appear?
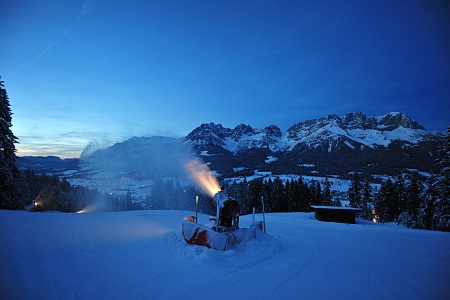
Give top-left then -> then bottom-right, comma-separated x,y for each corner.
1,0 -> 449,158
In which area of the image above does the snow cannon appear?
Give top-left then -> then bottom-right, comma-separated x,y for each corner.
212,190 -> 240,229
182,191 -> 265,251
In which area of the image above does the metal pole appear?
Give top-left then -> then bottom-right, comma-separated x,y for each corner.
216,193 -> 220,231
262,196 -> 266,233
195,196 -> 198,223
252,207 -> 255,225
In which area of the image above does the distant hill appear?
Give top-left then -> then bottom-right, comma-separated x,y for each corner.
16,156 -> 80,175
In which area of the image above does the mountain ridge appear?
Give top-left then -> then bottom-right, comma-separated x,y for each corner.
17,111 -> 446,180
186,111 -> 439,155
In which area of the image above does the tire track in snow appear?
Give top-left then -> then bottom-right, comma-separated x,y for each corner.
211,238 -> 282,280
273,240 -> 316,291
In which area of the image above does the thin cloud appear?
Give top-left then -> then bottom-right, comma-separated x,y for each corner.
24,0 -> 95,67
22,42 -> 58,67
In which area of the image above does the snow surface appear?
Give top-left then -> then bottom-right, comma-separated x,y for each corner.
1,210 -> 449,299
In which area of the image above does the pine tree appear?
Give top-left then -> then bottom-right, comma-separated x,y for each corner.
405,172 -> 423,222
375,179 -> 398,222
394,175 -> 406,213
270,177 -> 284,212
237,178 -> 251,214
432,127 -> 450,231
249,179 -> 264,212
0,78 -> 24,209
421,175 -> 438,230
312,181 -> 322,206
286,179 -> 296,212
385,178 -> 400,222
361,181 -> 372,219
348,173 -> 363,209
298,178 -> 311,211
262,178 -> 273,213
322,178 -> 333,206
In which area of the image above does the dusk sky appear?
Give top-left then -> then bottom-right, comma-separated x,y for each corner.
1,0 -> 449,158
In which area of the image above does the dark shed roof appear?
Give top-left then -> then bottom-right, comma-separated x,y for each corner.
311,206 -> 361,224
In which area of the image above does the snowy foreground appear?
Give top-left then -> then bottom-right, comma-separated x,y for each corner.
1,210 -> 449,300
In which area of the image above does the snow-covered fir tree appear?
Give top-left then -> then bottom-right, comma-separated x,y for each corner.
0,78 -> 24,209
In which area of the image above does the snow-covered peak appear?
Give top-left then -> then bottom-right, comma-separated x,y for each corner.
185,123 -> 231,149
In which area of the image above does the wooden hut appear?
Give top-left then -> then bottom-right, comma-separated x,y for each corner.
311,206 -> 361,224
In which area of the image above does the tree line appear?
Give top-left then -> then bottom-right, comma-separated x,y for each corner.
21,169 -> 144,212
145,159 -> 450,232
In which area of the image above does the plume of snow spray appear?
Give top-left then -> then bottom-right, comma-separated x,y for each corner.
77,196 -> 111,213
184,158 -> 221,198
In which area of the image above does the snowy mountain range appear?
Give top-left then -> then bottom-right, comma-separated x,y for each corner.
17,112 -> 445,180
186,112 -> 437,154
182,111 -> 444,178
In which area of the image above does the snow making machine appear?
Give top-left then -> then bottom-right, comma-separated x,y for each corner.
182,190 -> 265,251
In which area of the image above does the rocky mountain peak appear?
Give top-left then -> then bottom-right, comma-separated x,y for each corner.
185,122 -> 231,148
377,112 -> 425,131
343,112 -> 377,130
230,124 -> 255,141
264,125 -> 282,138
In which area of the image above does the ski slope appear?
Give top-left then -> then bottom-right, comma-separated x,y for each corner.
1,210 -> 449,299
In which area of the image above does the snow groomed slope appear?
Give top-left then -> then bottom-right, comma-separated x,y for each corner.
1,210 -> 449,299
